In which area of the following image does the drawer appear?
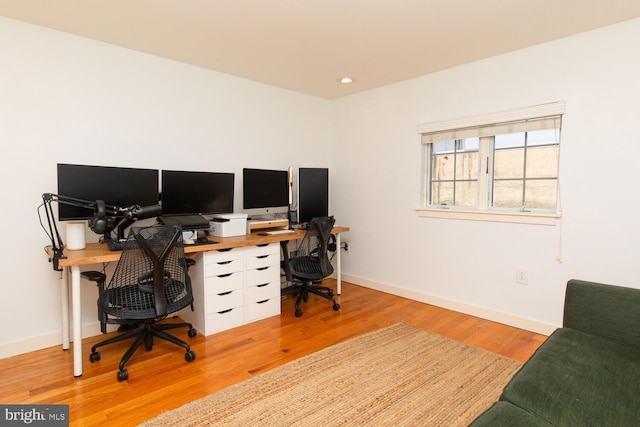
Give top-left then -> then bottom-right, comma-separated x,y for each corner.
206,307 -> 245,334
245,243 -> 279,258
245,297 -> 280,322
206,289 -> 243,314
204,258 -> 244,277
246,280 -> 280,304
204,271 -> 243,294
245,252 -> 280,270
246,265 -> 280,286
203,247 -> 245,263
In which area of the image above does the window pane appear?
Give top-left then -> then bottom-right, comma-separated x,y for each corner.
455,151 -> 479,180
432,153 -> 454,180
526,145 -> 559,178
493,180 -> 523,208
432,140 -> 455,154
527,129 -> 558,146
494,147 -> 524,179
495,132 -> 524,149
431,182 -> 453,206
455,181 -> 478,207
525,179 -> 557,209
457,137 -> 479,152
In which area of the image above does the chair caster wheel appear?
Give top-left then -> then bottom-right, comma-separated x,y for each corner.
89,351 -> 101,363
333,303 -> 340,311
295,309 -> 303,317
117,369 -> 128,382
185,350 -> 196,362
188,328 -> 197,338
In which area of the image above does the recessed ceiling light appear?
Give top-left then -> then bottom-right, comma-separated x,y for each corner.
340,77 -> 354,84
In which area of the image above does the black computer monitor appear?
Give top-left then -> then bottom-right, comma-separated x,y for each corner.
298,167 -> 329,224
161,170 -> 234,215
242,168 -> 289,217
57,163 -> 159,221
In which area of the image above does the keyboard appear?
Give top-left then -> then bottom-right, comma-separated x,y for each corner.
106,239 -> 127,251
158,214 -> 209,229
264,229 -> 295,235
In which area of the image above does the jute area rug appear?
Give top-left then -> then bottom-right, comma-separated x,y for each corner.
139,322 -> 520,427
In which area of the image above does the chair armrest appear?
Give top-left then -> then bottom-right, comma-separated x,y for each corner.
563,279 -> 640,352
80,271 -> 106,283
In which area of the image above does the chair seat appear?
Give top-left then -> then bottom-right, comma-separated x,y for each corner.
104,278 -> 189,320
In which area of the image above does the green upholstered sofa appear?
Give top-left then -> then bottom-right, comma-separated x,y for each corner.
470,279 -> 640,426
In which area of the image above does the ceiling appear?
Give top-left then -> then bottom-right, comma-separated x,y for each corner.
2,1 -> 640,99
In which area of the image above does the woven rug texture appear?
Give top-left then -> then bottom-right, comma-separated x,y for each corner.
138,322 -> 521,427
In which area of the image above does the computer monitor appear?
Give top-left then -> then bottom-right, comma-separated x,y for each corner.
298,167 -> 329,224
57,163 -> 159,221
161,170 -> 234,215
242,168 -> 289,217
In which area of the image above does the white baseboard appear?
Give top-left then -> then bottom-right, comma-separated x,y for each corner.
342,274 -> 558,336
2,275 -> 557,359
0,322 -> 105,360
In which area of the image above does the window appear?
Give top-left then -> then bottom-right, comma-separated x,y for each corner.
418,102 -> 564,225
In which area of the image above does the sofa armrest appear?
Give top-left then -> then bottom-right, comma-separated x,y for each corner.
564,279 -> 640,352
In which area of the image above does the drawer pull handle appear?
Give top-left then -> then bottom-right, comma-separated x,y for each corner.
217,248 -> 232,253
218,260 -> 232,265
217,273 -> 232,278
256,255 -> 269,259
218,308 -> 233,314
256,299 -> 269,304
218,291 -> 233,296
256,266 -> 269,271
257,283 -> 269,288
257,243 -> 269,247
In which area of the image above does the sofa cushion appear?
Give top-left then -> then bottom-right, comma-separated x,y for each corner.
470,401 -> 553,426
501,328 -> 640,426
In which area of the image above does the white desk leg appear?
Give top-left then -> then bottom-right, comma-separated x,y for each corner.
61,268 -> 70,351
71,265 -> 83,377
335,233 -> 342,295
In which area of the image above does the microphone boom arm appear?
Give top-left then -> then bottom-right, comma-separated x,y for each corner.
41,193 -> 161,271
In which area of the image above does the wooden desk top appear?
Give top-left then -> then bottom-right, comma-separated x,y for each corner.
49,226 -> 350,268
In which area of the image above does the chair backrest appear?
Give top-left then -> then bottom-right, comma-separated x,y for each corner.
104,225 -> 193,320
291,216 -> 336,278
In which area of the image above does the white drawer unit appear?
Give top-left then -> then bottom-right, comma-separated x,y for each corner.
180,243 -> 282,336
245,243 -> 281,322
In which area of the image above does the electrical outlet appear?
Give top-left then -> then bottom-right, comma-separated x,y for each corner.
516,268 -> 528,285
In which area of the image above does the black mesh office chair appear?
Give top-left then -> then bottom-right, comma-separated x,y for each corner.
283,216 -> 341,317
82,225 -> 197,381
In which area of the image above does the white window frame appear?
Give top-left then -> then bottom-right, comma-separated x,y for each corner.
417,102 -> 565,225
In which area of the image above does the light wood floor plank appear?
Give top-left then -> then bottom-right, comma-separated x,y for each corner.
0,281 -> 546,426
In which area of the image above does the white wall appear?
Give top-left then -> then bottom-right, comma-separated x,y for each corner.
331,18 -> 640,334
0,17 -> 332,356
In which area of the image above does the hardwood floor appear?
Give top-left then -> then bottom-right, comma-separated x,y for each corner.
0,281 -> 547,426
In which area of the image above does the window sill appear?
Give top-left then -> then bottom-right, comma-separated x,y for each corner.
416,208 -> 560,225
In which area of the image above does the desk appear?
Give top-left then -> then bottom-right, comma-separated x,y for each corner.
49,226 -> 349,377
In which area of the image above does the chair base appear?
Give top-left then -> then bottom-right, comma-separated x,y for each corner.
282,280 -> 340,317
90,319 -> 197,381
